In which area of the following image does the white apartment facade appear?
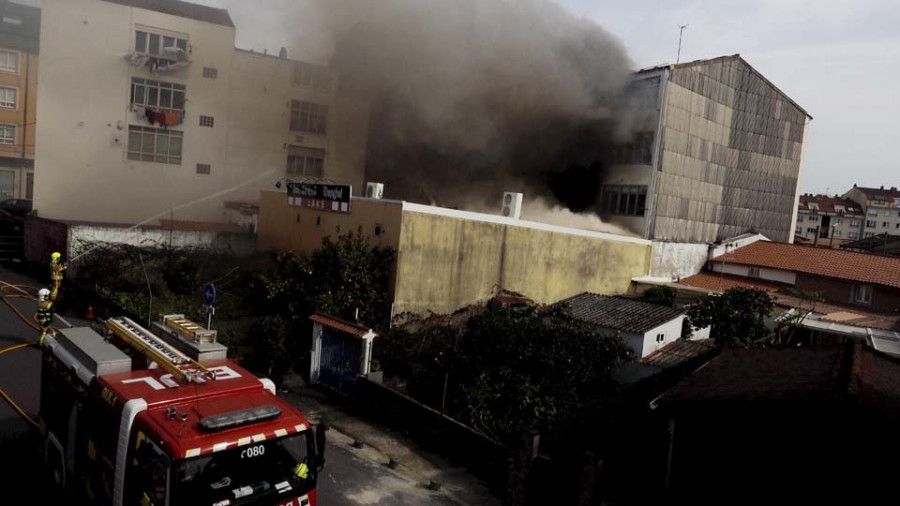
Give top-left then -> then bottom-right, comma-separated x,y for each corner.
843,185 -> 900,240
34,0 -> 369,226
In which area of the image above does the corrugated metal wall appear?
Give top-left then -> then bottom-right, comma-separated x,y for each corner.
652,57 -> 807,243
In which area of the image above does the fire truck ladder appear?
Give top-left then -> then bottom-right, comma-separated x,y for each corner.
106,317 -> 216,383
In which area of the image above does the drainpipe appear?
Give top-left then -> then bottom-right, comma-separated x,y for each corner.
20,51 -> 30,196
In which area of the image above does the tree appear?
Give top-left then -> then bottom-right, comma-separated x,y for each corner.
640,286 -> 676,306
451,305 -> 633,446
247,315 -> 290,386
773,288 -> 824,347
686,287 -> 775,348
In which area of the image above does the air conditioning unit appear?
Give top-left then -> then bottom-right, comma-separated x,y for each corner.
501,192 -> 523,219
366,182 -> 384,199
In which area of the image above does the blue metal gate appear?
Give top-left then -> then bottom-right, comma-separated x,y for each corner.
319,328 -> 362,391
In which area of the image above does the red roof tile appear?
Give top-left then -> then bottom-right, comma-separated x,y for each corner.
855,186 -> 900,204
642,339 -> 717,369
798,195 -> 863,216
713,241 -> 900,289
309,313 -> 373,338
679,272 -> 785,293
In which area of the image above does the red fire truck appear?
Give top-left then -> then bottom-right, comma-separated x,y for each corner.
38,312 -> 326,506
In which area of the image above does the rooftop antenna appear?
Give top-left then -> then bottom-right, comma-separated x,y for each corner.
676,24 -> 689,64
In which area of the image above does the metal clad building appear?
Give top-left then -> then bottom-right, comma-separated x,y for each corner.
601,55 -> 812,244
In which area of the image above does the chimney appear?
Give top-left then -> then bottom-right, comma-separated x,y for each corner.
881,185 -> 884,190
279,47 -> 288,59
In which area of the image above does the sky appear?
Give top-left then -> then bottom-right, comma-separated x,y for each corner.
20,0 -> 900,196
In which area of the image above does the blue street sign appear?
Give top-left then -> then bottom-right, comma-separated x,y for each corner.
204,283 -> 216,306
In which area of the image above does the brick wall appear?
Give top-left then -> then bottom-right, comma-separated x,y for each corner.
795,273 -> 900,312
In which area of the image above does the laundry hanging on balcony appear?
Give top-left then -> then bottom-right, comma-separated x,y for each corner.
134,105 -> 184,128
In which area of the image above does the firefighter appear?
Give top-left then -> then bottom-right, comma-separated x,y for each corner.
37,288 -> 53,329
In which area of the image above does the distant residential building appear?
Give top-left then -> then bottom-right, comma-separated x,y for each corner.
843,184 -> 900,240
0,1 -> 39,200
600,55 -> 812,244
840,233 -> 900,257
794,194 -> 864,247
677,240 -> 900,355
34,0 -> 369,226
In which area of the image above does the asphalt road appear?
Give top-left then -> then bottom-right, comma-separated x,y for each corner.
0,266 -> 459,505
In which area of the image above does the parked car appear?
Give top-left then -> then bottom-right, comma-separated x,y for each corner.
0,198 -> 32,217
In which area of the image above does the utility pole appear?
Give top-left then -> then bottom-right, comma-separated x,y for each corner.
676,24 -> 689,64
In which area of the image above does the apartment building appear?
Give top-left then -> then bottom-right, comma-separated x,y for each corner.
0,0 -> 38,200
34,0 -> 369,226
600,55 -> 811,243
843,185 -> 900,240
794,194 -> 864,247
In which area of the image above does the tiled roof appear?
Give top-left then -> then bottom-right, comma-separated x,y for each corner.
641,339 -> 717,369
664,344 -> 900,420
678,272 -> 900,332
102,0 -> 234,27
855,186 -> 900,203
712,241 -> 900,289
309,313 -> 372,338
561,294 -> 684,334
797,195 -> 863,216
662,346 -> 846,403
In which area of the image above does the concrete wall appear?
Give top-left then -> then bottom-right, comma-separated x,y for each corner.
710,262 -> 796,285
640,316 -> 686,358
652,57 -> 808,243
67,222 -> 255,258
256,191 -> 403,256
650,241 -> 709,280
393,205 -> 652,315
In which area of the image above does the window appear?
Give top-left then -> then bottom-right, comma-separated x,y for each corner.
199,115 -> 214,128
865,232 -> 874,238
293,62 -> 330,89
797,215 -> 804,223
835,217 -> 843,225
127,125 -> 183,164
196,163 -> 211,175
748,267 -> 761,278
0,87 -> 16,109
851,220 -> 861,227
25,172 -> 32,199
203,66 -> 218,79
0,50 -> 18,73
806,227 -> 817,234
807,215 -> 818,222
867,220 -> 877,228
614,131 -> 654,165
135,29 -> 188,57
2,17 -> 21,26
131,78 -> 185,112
833,230 -> 842,237
875,197 -> 885,205
0,124 -> 14,145
853,284 -> 872,304
849,232 -> 859,240
795,226 -> 802,235
601,185 -> 648,216
883,222 -> 889,228
286,146 -> 325,178
290,100 -> 328,134
0,171 -> 12,198
868,208 -> 879,216
655,333 -> 665,343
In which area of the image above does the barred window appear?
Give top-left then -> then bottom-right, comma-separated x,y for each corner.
196,163 -> 211,175
290,100 -> 328,135
131,78 -> 185,112
286,146 -> 325,178
0,87 -> 16,109
0,50 -> 18,73
199,115 -> 214,128
601,185 -> 647,216
0,124 -> 14,145
203,67 -> 218,79
127,125 -> 183,164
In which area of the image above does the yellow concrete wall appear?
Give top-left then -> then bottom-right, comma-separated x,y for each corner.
393,210 -> 653,315
257,190 -> 403,256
